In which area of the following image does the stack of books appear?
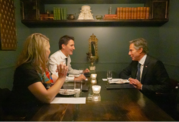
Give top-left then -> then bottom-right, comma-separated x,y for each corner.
116,7 -> 150,20
53,7 -> 67,20
40,14 -> 54,20
103,14 -> 118,20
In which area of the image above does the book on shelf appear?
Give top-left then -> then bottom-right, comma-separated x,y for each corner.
53,7 -> 57,20
137,7 -> 140,19
146,7 -> 150,19
53,7 -> 67,20
122,7 -> 126,19
103,14 -> 118,20
125,7 -> 129,19
60,8 -> 63,20
57,8 -> 61,20
40,14 -> 54,20
116,6 -> 150,20
116,7 -> 123,19
133,7 -> 137,19
129,7 -> 132,19
64,8 -> 67,20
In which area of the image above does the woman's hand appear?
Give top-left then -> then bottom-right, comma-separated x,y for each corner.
56,63 -> 68,78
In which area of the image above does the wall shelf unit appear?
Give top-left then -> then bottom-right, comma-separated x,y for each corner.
20,0 -> 169,27
22,19 -> 168,28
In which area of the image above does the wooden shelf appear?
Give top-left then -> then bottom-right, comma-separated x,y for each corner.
42,0 -> 145,4
22,19 -> 168,27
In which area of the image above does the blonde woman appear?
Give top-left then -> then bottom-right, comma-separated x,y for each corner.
3,33 -> 68,117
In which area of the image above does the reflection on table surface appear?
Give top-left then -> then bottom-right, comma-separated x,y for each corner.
30,71 -> 174,121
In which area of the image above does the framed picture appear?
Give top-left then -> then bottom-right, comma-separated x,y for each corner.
0,0 -> 17,50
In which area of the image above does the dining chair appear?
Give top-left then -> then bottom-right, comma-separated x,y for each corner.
0,88 -> 26,121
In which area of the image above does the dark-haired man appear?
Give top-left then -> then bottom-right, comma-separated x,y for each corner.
119,38 -> 171,97
48,35 -> 89,82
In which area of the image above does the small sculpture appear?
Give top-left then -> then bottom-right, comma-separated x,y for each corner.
78,5 -> 94,20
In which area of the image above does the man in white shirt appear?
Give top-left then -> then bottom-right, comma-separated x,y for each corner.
48,35 -> 90,82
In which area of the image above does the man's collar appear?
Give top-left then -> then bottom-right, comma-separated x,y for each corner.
59,50 -> 68,59
139,54 -> 147,65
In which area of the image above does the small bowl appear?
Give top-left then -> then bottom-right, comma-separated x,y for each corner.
67,14 -> 75,20
96,15 -> 103,20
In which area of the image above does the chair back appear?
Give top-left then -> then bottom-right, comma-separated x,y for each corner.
0,88 -> 26,121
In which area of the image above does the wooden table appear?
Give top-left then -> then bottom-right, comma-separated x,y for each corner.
30,71 -> 174,121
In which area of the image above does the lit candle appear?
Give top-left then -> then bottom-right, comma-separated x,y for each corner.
91,80 -> 97,84
92,85 -> 101,94
91,74 -> 97,79
92,94 -> 101,101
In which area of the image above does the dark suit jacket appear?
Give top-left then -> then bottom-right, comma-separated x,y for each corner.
119,55 -> 171,95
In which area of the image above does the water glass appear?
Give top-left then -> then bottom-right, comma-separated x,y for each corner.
107,70 -> 112,82
74,81 -> 82,97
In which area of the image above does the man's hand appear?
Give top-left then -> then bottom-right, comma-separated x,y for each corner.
74,74 -> 86,82
83,68 -> 90,73
128,78 -> 142,90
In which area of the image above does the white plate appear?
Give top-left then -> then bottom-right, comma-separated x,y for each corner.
108,79 -> 129,84
59,89 -> 75,95
68,74 -> 80,77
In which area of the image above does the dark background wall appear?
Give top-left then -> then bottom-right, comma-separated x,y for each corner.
158,0 -> 179,80
0,0 -> 178,89
0,0 -> 30,89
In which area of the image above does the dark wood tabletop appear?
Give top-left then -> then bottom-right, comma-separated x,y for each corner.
30,71 -> 174,121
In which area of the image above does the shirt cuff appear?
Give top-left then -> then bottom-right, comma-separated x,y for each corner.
79,70 -> 83,74
65,76 -> 75,82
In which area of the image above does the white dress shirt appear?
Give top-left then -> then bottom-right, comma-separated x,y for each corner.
48,50 -> 83,82
137,54 -> 147,90
138,54 -> 147,81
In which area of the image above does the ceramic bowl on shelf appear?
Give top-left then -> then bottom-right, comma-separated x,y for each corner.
67,14 -> 76,20
96,15 -> 103,20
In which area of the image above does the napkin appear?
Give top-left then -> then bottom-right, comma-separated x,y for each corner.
51,97 -> 86,104
102,78 -> 107,81
108,78 -> 129,84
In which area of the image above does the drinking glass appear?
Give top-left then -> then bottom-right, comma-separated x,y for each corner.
74,81 -> 82,97
107,70 -> 112,82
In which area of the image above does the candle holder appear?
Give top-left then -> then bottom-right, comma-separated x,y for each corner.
92,85 -> 101,94
91,74 -> 97,80
92,94 -> 101,101
91,79 -> 97,84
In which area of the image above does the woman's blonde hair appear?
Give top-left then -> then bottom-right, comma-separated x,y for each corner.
16,33 -> 49,73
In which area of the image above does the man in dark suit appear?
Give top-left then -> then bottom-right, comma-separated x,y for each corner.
119,38 -> 178,120
119,38 -> 171,98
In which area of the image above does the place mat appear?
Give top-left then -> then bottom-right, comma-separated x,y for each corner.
106,84 -> 135,89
